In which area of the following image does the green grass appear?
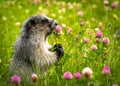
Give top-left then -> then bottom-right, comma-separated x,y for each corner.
0,0 -> 120,86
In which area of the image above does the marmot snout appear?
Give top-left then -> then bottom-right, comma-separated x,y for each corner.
10,15 -> 64,80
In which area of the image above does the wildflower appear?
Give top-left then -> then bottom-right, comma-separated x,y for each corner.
33,0 -> 41,4
85,21 -> 90,25
112,84 -> 118,86
92,4 -> 97,9
82,67 -> 93,78
18,5 -> 22,9
61,1 -> 66,8
75,35 -> 80,40
61,24 -> 66,28
105,7 -> 111,12
51,13 -> 56,17
74,72 -> 82,79
61,8 -> 66,13
58,10 -> 62,14
92,18 -> 96,22
45,0 -> 50,6
11,15 -> 15,19
11,75 -> 21,85
104,0 -> 109,6
80,20 -> 84,26
83,38 -> 89,43
95,28 -> 99,32
96,38 -> 102,43
98,23 -> 103,29
31,74 -> 38,83
103,37 -> 110,45
102,66 -> 110,75
67,28 -> 73,34
113,34 -> 117,39
38,6 -> 43,11
2,16 -> 7,21
15,22 -> 21,27
68,4 -> 73,9
91,45 -> 98,50
55,25 -> 62,34
63,71 -> 73,79
25,9 -> 29,14
96,31 -> 103,38
112,1 -> 119,8
77,11 -> 83,17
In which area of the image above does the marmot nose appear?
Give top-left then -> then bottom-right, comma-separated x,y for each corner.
51,20 -> 58,29
53,20 -> 58,26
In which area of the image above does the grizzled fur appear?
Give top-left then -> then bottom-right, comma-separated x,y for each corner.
9,16 -> 64,80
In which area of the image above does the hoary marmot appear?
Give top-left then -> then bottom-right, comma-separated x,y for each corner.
10,15 -> 64,80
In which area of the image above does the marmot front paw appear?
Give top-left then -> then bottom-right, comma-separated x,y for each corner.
54,44 -> 64,60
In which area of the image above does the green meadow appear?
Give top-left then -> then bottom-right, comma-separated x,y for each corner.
0,0 -> 120,86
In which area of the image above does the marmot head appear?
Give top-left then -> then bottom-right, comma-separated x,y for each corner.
22,15 -> 58,39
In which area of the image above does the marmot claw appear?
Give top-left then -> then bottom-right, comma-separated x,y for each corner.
54,44 -> 64,60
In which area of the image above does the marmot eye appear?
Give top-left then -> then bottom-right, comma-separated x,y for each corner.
30,19 -> 36,25
41,19 -> 49,24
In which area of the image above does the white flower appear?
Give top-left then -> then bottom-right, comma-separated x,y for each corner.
82,67 -> 93,78
15,22 -> 21,27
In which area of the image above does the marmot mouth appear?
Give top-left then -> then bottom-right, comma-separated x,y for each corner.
45,27 -> 55,40
45,20 -> 58,39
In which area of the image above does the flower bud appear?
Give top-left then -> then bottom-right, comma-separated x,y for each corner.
112,1 -> 119,8
31,74 -> 38,83
96,31 -> 103,38
96,38 -> 102,43
63,71 -> 73,79
104,0 -> 109,6
77,11 -> 83,17
103,37 -> 110,45
82,67 -> 93,78
83,38 -> 89,43
74,72 -> 82,79
102,66 -> 110,75
91,45 -> 98,50
112,84 -> 118,86
55,25 -> 62,34
67,28 -> 73,34
11,75 -> 21,85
